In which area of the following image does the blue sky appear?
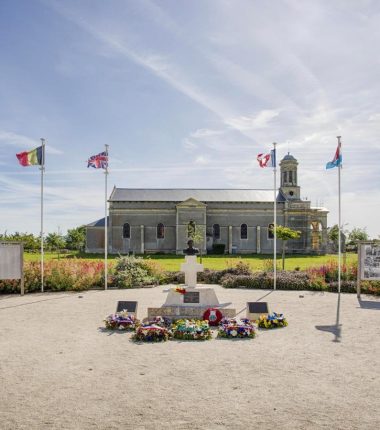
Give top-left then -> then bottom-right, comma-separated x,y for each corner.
1,0 -> 379,237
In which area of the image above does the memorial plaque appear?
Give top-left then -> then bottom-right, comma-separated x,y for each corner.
116,301 -> 138,314
248,302 -> 269,314
183,291 -> 200,304
246,301 -> 270,320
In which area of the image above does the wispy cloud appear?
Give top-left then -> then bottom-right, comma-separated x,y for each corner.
225,110 -> 280,131
0,131 -> 63,154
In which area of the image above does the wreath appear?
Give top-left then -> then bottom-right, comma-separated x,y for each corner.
171,319 -> 212,340
218,317 -> 256,339
202,308 -> 223,326
104,313 -> 140,331
258,312 -> 288,329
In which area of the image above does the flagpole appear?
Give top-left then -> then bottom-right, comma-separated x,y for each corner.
337,136 -> 342,294
104,144 -> 109,290
273,142 -> 277,290
40,138 -> 45,292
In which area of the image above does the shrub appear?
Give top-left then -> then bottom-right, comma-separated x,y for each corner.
162,271 -> 185,284
221,271 -> 311,290
212,244 -> 226,254
327,281 -> 357,294
0,260 -> 105,293
111,256 -> 157,288
361,281 -> 380,295
307,260 -> 358,282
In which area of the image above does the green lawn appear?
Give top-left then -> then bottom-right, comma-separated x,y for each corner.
24,252 -> 357,272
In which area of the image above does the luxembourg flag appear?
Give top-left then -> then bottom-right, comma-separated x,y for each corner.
257,149 -> 276,168
326,142 -> 342,169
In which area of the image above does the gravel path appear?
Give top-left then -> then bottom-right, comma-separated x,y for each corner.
0,286 -> 379,430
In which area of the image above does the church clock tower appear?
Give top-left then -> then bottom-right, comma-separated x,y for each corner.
280,153 -> 301,200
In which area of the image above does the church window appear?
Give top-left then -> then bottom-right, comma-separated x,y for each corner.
157,223 -> 165,239
240,224 -> 248,239
188,221 -> 195,238
268,223 -> 274,239
289,171 -> 293,184
213,224 -> 220,240
123,223 -> 130,239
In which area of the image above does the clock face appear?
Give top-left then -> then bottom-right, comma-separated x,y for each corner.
289,191 -> 294,196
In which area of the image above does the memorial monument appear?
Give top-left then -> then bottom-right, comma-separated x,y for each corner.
147,242 -> 235,320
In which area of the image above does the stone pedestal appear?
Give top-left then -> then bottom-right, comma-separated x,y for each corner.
163,287 -> 219,307
147,287 -> 236,320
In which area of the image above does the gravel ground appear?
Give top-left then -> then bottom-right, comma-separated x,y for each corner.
0,285 -> 379,430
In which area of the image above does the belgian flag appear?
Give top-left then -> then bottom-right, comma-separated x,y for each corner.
16,145 -> 44,166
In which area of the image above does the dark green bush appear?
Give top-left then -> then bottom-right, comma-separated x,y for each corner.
162,271 -> 185,284
221,271 -> 312,290
211,244 -> 226,254
327,281 -> 357,294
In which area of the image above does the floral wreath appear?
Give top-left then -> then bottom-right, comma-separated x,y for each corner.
218,317 -> 256,339
104,313 -> 140,331
203,308 -> 223,326
258,312 -> 288,329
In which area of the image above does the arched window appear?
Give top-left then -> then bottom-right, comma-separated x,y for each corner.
123,223 -> 130,239
240,223 -> 248,239
268,223 -> 274,239
213,224 -> 220,240
157,223 -> 165,239
187,221 -> 195,238
288,171 -> 293,184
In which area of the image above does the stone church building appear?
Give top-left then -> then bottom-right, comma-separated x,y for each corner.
86,154 -> 328,254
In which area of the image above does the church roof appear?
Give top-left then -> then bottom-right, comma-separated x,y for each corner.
86,216 -> 109,227
282,153 -> 297,161
109,188 -> 275,203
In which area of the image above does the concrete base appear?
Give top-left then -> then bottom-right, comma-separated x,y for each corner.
163,287 -> 219,307
147,306 -> 236,321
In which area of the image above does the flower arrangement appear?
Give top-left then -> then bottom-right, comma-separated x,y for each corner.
171,319 -> 212,340
150,315 -> 172,328
258,312 -> 288,329
218,317 -> 256,339
104,312 -> 140,331
133,324 -> 172,342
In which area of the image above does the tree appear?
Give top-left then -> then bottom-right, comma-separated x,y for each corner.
45,232 -> 65,256
188,225 -> 206,263
275,225 -> 301,270
0,232 -> 40,250
347,227 -> 368,244
328,224 -> 340,245
65,226 -> 86,251
328,224 -> 347,252
346,227 -> 369,252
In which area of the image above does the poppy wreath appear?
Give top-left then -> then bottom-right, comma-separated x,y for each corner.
104,313 -> 140,331
258,312 -> 288,329
203,308 -> 223,326
218,317 -> 256,339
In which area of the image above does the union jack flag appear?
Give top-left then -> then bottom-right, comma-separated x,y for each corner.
87,151 -> 108,169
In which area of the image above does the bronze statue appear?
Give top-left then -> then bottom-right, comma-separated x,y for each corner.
183,239 -> 199,255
